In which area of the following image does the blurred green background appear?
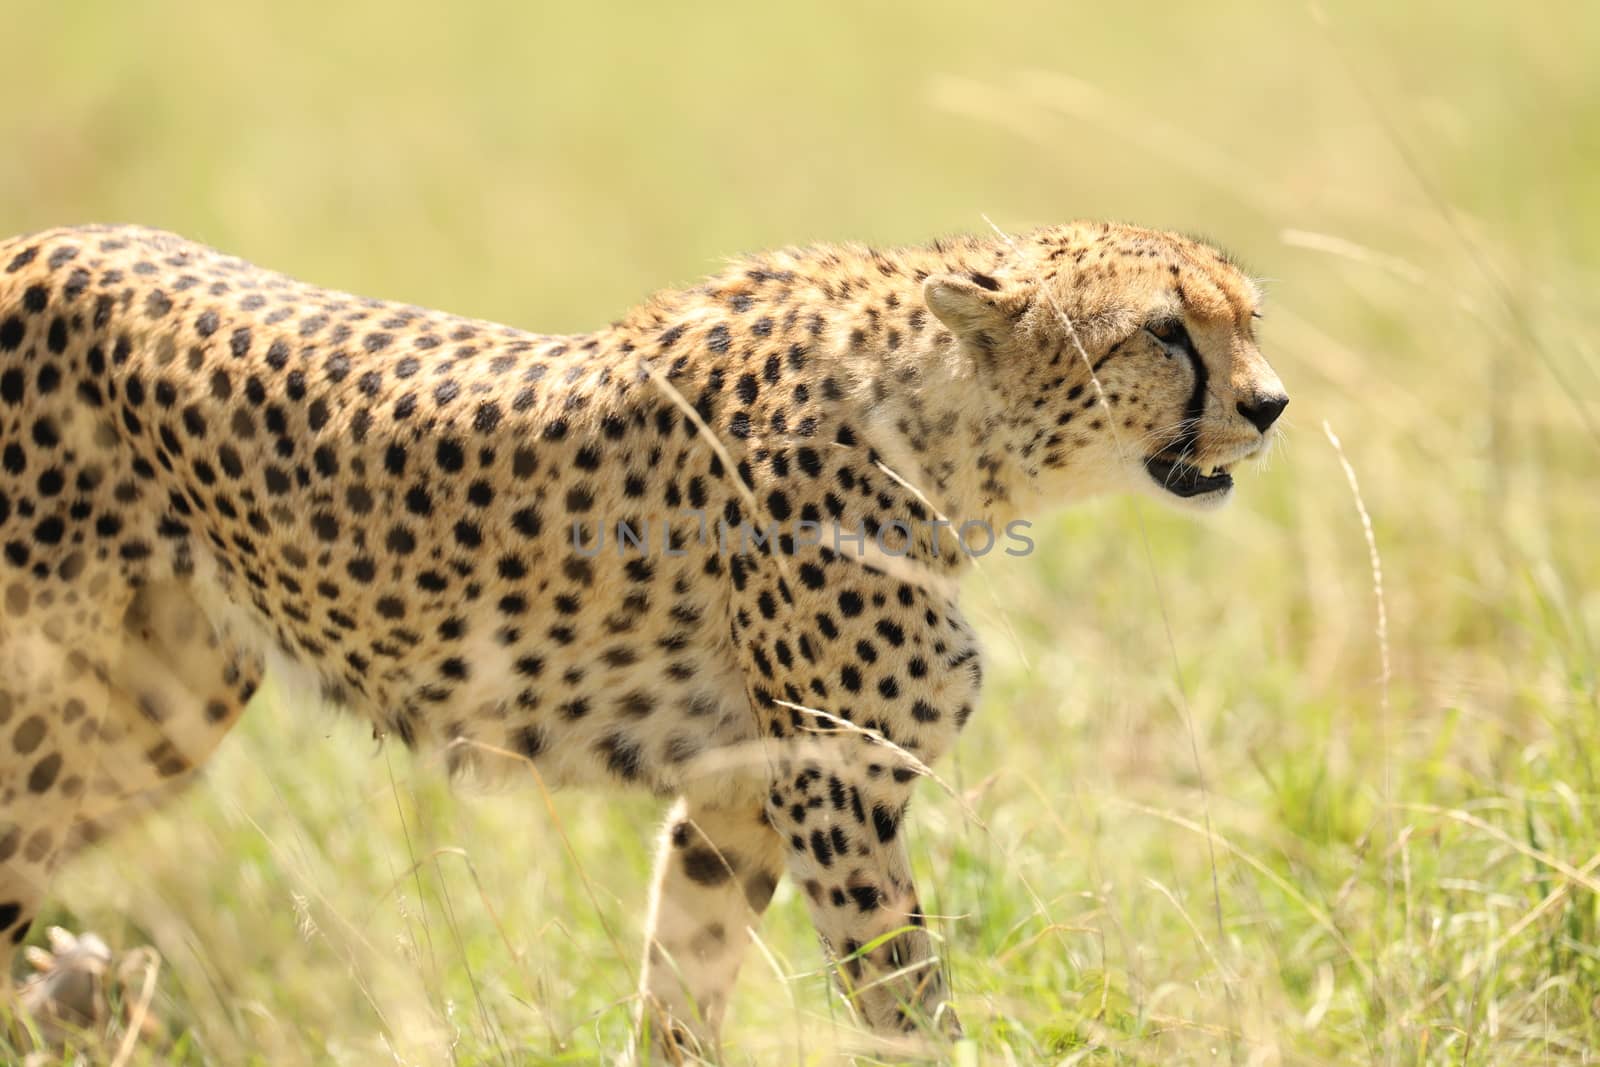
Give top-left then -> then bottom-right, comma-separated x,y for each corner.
5,1 -> 1599,1063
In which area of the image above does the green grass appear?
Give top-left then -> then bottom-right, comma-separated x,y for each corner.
4,0 -> 1599,1062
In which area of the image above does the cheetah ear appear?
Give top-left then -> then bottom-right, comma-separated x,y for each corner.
922,273 -> 1029,338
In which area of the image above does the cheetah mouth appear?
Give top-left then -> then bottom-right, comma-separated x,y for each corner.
1143,455 -> 1234,499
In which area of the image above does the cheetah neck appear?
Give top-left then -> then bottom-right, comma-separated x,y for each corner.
618,239 -> 1058,556
814,256 -> 1049,543
836,330 -> 1039,539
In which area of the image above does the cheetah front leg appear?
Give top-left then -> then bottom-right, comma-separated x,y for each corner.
636,795 -> 786,1061
727,557 -> 976,1047
764,745 -> 959,1042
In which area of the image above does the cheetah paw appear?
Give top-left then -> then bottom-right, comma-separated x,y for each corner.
14,927 -> 161,1053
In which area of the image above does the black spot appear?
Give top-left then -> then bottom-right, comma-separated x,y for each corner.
617,690 -> 656,717
27,753 -> 61,793
847,883 -> 882,911
311,512 -> 339,541
809,829 -> 834,867
682,847 -> 732,886
513,725 -> 545,760
599,733 -> 644,780
511,507 -> 541,537
5,245 -> 37,271
386,526 -> 416,554
744,872 -> 778,910
474,401 -> 502,433
872,804 -> 901,842
436,438 -> 465,472
32,517 -> 64,545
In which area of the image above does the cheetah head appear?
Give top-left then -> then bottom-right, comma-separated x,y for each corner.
923,222 -> 1287,513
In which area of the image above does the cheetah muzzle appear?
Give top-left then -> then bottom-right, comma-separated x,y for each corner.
0,219 -> 1287,1058
1143,453 -> 1237,499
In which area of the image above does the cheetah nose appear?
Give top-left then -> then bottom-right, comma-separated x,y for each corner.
1236,393 -> 1288,434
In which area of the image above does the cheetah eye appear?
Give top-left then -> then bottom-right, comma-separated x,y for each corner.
1145,319 -> 1192,350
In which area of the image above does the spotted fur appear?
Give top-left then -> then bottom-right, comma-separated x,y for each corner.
0,222 -> 1285,1055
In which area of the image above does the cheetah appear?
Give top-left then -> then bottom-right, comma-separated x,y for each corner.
0,221 -> 1286,1056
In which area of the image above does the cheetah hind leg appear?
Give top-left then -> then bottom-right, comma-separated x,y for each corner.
0,611 -> 123,1048
11,926 -> 162,1052
1,579 -> 258,1052
61,579 -> 262,852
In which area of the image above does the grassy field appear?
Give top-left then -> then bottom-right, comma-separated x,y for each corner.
4,0 -> 1599,1063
